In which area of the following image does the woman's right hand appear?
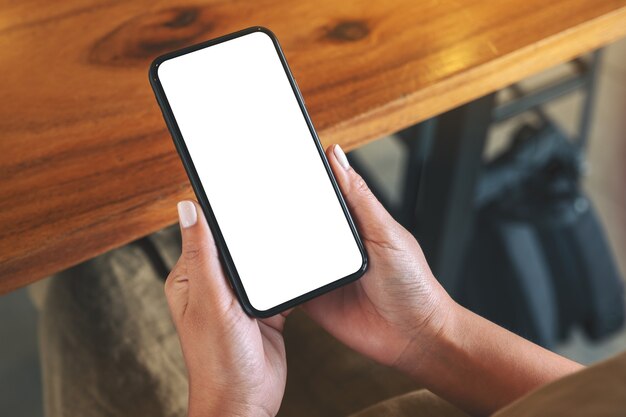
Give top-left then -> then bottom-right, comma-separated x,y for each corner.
303,144 -> 455,370
306,145 -> 582,416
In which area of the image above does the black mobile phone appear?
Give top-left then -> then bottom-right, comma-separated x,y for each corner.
149,27 -> 367,318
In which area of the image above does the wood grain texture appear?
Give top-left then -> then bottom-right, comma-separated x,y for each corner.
2,0 -> 626,292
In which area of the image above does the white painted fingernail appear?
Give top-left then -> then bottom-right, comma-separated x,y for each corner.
177,201 -> 197,228
334,144 -> 350,170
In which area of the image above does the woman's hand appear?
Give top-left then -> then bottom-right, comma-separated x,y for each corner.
303,144 -> 455,369
306,145 -> 581,416
165,201 -> 287,417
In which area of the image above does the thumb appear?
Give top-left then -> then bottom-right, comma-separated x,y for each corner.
164,200 -> 236,324
326,144 -> 396,237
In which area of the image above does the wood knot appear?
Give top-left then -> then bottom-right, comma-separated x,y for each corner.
163,8 -> 199,28
90,7 -> 215,66
326,21 -> 369,42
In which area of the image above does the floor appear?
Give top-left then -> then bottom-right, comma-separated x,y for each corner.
1,36 -> 625,415
0,288 -> 42,417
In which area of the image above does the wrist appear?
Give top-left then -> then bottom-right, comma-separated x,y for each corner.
189,399 -> 273,417
188,385 -> 274,417
392,291 -> 461,380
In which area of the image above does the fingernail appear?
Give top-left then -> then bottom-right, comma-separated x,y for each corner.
334,144 -> 350,170
177,201 -> 197,228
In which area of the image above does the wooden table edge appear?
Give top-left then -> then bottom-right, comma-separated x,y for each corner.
2,6 -> 626,293
327,6 -> 626,152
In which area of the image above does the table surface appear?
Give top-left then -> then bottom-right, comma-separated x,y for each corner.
2,0 -> 626,293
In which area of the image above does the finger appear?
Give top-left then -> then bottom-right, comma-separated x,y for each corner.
326,144 -> 397,236
164,261 -> 189,326
302,284 -> 344,321
259,307 -> 293,333
177,200 -> 237,314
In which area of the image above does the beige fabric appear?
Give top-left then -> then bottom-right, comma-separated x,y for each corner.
346,353 -> 626,417
34,225 -> 626,417
348,390 -> 469,417
35,227 -> 418,417
38,241 -> 188,417
493,351 -> 626,417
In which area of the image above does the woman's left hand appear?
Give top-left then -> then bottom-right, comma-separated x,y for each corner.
165,200 -> 288,417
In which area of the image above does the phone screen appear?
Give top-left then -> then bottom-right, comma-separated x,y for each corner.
155,29 -> 365,313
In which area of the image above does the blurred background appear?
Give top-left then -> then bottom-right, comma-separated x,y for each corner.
1,22 -> 626,417
351,39 -> 626,360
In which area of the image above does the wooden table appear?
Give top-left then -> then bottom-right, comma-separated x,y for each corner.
2,0 -> 626,293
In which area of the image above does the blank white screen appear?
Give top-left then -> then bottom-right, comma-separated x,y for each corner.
158,31 -> 363,312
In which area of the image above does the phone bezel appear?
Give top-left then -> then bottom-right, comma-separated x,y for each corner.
149,26 -> 368,318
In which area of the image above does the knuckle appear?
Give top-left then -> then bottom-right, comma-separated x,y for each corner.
184,247 -> 202,262
164,266 -> 186,293
354,174 -> 372,196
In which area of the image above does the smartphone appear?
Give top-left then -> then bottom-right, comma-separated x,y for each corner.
149,27 -> 367,317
